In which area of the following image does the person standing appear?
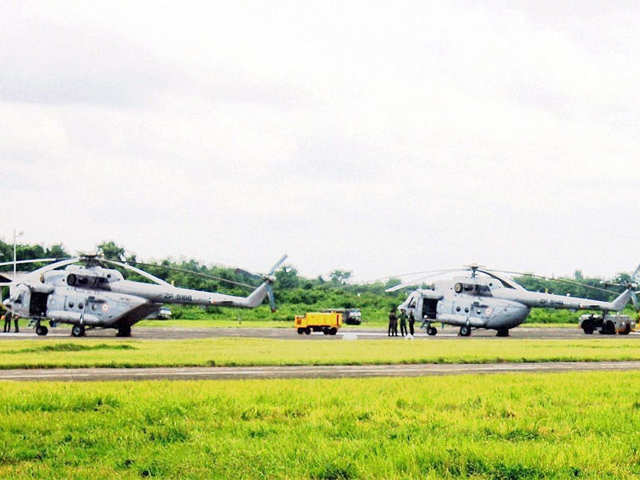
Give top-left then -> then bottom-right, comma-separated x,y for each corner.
408,312 -> 416,336
388,308 -> 395,337
13,314 -> 19,333
3,311 -> 12,333
388,308 -> 398,337
399,310 -> 408,337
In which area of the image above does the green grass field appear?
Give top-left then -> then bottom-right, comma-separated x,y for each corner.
1,372 -> 640,479
2,337 -> 640,369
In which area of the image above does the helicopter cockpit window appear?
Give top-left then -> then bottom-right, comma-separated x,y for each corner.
408,297 -> 417,308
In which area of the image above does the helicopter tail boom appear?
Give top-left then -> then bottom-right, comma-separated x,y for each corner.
610,289 -> 633,311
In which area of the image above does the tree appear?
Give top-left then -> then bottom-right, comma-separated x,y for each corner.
97,241 -> 126,261
275,266 -> 300,289
330,270 -> 352,285
46,244 -> 68,258
385,278 -> 402,289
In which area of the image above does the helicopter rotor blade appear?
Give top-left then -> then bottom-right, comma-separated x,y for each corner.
235,254 -> 289,282
630,265 -> 640,285
131,262 -> 257,290
0,258 -> 58,268
631,291 -> 639,310
370,268 -> 464,284
385,271 -> 454,292
487,268 -> 621,296
98,259 -> 172,287
267,254 -> 288,277
266,284 -> 277,312
24,258 -> 81,279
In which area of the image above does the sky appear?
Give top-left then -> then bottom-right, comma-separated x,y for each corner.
1,1 -> 639,281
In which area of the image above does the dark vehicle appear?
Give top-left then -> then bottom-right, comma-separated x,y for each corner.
579,313 -> 636,335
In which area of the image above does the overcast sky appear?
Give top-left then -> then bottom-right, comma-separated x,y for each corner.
1,1 -> 639,281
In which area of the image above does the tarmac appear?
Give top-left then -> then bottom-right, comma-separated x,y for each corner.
2,361 -> 640,382
2,325 -> 640,381
2,325 -> 639,340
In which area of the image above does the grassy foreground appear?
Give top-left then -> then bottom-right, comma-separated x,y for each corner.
2,372 -> 640,479
2,337 -> 640,369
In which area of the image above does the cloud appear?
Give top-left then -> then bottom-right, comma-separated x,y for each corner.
1,1 -> 639,279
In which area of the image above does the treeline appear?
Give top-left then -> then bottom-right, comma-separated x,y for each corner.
0,240 -> 630,309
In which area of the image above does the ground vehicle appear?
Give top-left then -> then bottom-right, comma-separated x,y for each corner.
146,307 -> 172,320
322,308 -> 361,325
295,312 -> 342,335
579,313 -> 636,335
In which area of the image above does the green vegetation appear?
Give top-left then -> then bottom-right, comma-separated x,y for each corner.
2,372 -> 640,478
140,303 -> 637,327
2,337 -> 640,369
2,240 -> 634,328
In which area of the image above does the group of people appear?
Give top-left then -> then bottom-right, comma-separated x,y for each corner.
1,311 -> 19,333
387,308 -> 415,337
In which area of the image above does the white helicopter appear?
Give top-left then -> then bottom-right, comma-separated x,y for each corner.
0,254 -> 287,337
386,264 -> 640,337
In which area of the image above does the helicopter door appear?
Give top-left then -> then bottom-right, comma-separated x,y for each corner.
422,298 -> 438,320
29,292 -> 49,317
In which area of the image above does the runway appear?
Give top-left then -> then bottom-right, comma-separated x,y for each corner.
2,361 -> 640,382
1,325 -> 637,340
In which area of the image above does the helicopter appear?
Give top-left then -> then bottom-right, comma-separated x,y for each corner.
386,264 -> 640,337
0,254 -> 287,337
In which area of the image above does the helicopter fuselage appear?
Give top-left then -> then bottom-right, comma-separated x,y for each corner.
399,275 -> 633,336
400,289 -> 530,332
4,263 -> 271,335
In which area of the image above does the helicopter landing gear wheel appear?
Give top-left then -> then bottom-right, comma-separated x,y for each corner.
459,325 -> 472,337
35,325 -> 48,336
427,326 -> 437,336
71,325 -> 85,337
496,328 -> 510,337
117,325 -> 131,337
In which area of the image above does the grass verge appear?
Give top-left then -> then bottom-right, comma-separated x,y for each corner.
1,372 -> 640,478
1,337 -> 640,369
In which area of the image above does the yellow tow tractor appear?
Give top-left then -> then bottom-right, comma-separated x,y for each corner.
295,312 -> 342,335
